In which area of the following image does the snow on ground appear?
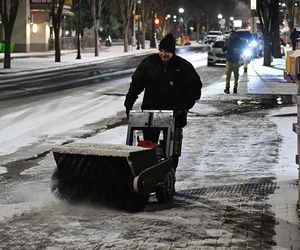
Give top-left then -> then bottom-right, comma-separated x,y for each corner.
0,167 -> 6,175
268,106 -> 298,180
0,53 -> 298,228
0,87 -> 124,156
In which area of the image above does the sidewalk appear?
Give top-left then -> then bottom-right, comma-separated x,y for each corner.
0,43 -> 300,249
197,56 -> 300,249
0,43 -> 157,75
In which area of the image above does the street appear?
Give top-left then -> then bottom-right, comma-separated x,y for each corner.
0,48 -> 299,249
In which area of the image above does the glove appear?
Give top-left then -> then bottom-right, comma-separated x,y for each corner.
175,110 -> 187,128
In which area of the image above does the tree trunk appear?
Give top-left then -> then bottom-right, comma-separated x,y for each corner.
3,32 -> 12,69
263,34 -> 272,66
271,0 -> 282,58
54,28 -> 61,62
141,23 -> 146,49
287,0 -> 294,32
94,27 -> 99,56
196,22 -> 200,43
124,26 -> 129,52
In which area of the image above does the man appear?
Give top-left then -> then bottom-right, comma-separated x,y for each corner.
290,28 -> 299,51
223,31 -> 244,94
124,33 -> 202,170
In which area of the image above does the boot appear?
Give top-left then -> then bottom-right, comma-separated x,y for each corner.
233,88 -> 237,94
224,88 -> 230,94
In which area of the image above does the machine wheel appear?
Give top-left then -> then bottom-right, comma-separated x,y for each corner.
156,169 -> 175,203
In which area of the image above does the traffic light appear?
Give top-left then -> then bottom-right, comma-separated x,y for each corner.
154,17 -> 160,26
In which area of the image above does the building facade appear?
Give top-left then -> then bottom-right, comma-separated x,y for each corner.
0,0 -> 73,52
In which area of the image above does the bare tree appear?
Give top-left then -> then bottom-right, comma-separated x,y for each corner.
257,0 -> 281,65
140,0 -> 157,49
154,0 -> 171,37
270,0 -> 281,58
285,0 -> 294,32
117,0 -> 135,52
234,1 -> 251,26
49,0 -> 65,62
0,0 -> 22,69
86,0 -> 105,56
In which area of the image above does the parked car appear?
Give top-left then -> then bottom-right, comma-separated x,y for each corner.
235,29 -> 263,58
204,31 -> 223,44
223,30 -> 231,39
207,40 -> 227,66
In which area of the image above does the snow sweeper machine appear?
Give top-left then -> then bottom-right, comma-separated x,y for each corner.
51,110 -> 182,212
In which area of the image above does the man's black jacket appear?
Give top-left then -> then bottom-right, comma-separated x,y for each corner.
124,53 -> 202,112
224,37 -> 245,63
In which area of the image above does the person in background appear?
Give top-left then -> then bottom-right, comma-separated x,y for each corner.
223,31 -> 244,94
124,33 -> 202,171
290,28 -> 299,51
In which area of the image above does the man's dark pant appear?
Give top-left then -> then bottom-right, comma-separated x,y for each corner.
143,127 -> 182,171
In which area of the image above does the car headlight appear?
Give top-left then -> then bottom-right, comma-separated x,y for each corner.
243,48 -> 252,58
250,40 -> 258,47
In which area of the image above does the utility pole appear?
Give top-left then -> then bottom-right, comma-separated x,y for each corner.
76,0 -> 81,59
136,0 -> 141,50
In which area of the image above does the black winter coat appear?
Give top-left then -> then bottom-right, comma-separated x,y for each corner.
124,53 -> 202,112
224,37 -> 245,63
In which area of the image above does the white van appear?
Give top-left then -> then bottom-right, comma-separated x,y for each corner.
204,31 -> 223,44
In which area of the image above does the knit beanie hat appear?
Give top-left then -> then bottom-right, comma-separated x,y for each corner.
159,33 -> 176,54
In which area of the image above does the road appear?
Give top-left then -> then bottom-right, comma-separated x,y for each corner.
0,49 -> 299,249
0,46 -> 209,101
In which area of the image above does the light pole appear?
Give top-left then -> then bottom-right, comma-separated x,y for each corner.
0,17 -> 3,41
165,14 -> 171,34
250,0 -> 257,33
76,0 -> 81,59
178,7 -> 185,45
150,10 -> 157,48
136,0 -> 141,50
230,16 -> 234,30
217,13 -> 224,32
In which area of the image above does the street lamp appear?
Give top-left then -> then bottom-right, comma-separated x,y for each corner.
217,13 -> 224,31
178,7 -> 185,43
76,0 -> 81,59
229,16 -> 234,30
